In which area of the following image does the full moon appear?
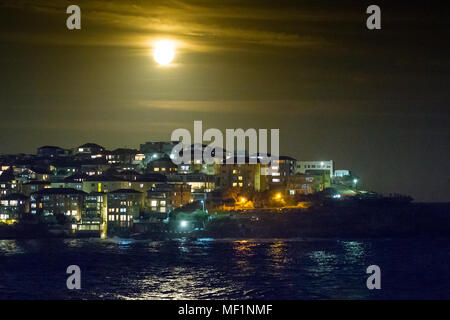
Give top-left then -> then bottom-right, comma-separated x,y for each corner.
153,40 -> 175,66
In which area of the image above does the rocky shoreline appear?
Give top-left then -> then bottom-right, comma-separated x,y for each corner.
1,203 -> 449,240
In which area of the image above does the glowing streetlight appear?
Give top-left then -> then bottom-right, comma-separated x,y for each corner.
180,220 -> 188,228
240,197 -> 247,203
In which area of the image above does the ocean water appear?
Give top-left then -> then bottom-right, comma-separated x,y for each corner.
0,237 -> 449,299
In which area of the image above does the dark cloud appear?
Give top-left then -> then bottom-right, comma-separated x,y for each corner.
0,0 -> 449,202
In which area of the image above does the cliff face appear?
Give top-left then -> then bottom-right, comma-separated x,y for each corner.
203,203 -> 450,238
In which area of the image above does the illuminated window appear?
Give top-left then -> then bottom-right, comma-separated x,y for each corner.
232,182 -> 237,187
151,200 -> 157,207
238,176 -> 243,181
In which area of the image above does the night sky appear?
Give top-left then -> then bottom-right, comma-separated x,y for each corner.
0,0 -> 449,202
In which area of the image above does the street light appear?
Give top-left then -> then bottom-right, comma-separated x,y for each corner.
180,220 -> 188,228
200,200 -> 205,211
353,179 -> 358,190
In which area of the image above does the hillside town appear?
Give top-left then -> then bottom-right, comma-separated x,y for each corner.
0,141 -> 366,237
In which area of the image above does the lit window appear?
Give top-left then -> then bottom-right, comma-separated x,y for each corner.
151,200 -> 157,207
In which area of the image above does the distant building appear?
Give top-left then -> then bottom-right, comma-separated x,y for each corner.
77,143 -> 105,155
82,175 -> 128,193
0,169 -> 18,196
126,173 -> 167,193
37,146 -> 69,158
286,172 -> 331,196
107,189 -> 144,227
269,155 -> 296,187
0,193 -> 29,222
146,155 -> 178,174
21,181 -> 51,196
105,148 -> 138,165
146,183 -> 191,215
140,141 -> 177,166
78,192 -> 107,234
334,170 -> 351,177
218,157 -> 269,192
295,160 -> 334,176
30,188 -> 87,221
169,173 -> 215,193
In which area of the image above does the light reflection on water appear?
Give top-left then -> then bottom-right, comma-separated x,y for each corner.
0,238 -> 449,299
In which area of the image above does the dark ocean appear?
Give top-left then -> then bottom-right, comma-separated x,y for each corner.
0,237 -> 449,299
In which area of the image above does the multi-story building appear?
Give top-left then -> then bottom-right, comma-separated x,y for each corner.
0,169 -> 19,196
218,157 -> 269,192
20,181 -> 51,196
30,188 -> 87,221
107,189 -> 144,227
126,174 -> 167,193
295,160 -> 334,176
146,183 -> 191,215
77,192 -> 107,234
146,155 -> 178,174
268,155 -> 296,188
105,148 -> 139,165
0,193 -> 29,223
83,192 -> 107,223
76,143 -> 105,155
286,172 -> 331,196
37,146 -> 69,158
82,175 -> 128,193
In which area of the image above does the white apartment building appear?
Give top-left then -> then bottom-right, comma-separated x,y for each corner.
295,160 -> 334,176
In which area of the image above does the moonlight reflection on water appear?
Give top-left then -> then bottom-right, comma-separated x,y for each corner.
0,238 -> 449,299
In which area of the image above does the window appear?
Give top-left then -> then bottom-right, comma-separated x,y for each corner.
151,200 -> 157,207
